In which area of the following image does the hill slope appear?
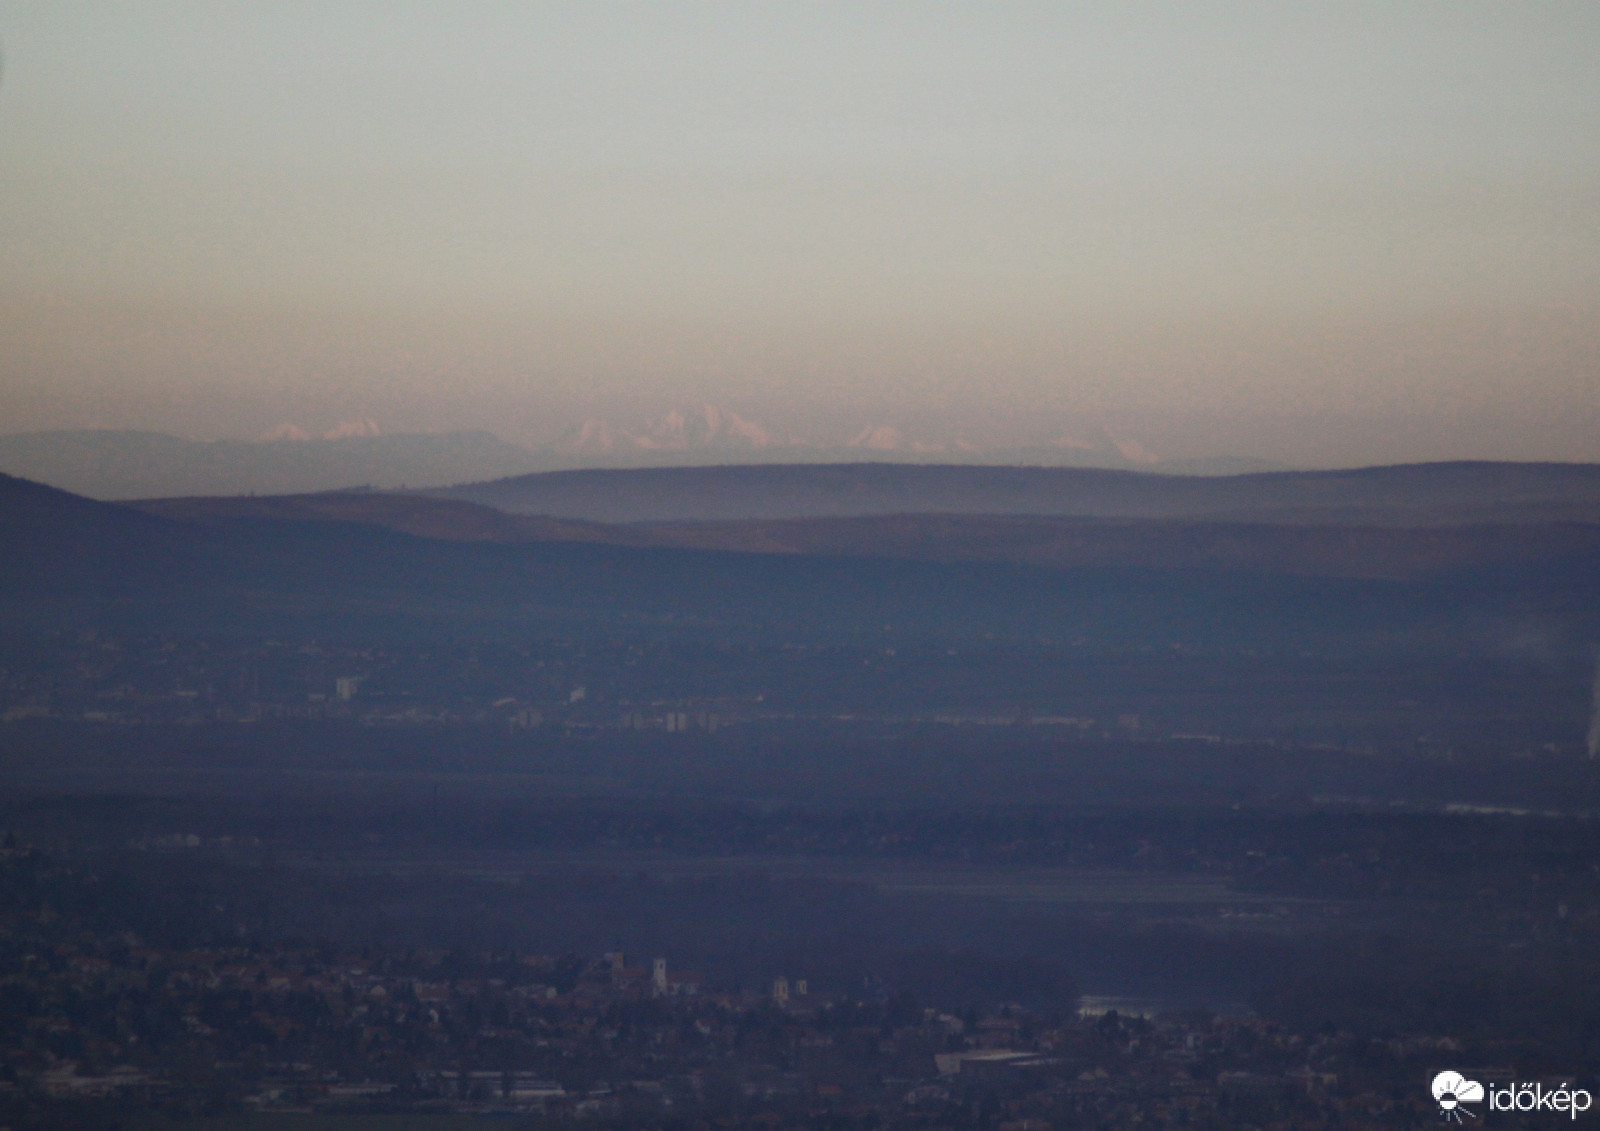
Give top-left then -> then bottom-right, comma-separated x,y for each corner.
0,472 -> 205,594
0,430 -> 545,499
431,461 -> 1600,526
133,491 -> 1600,582
8,473 -> 1600,653
132,491 -> 647,548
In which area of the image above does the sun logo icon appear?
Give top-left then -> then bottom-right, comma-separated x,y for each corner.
1432,1071 -> 1484,1121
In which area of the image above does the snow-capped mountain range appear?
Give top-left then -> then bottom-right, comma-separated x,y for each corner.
558,404 -> 1000,459
0,406 -> 1285,500
264,418 -> 383,442
554,404 -> 1180,467
560,405 -> 780,454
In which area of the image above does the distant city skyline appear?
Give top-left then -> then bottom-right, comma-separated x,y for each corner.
2,3 -> 1598,468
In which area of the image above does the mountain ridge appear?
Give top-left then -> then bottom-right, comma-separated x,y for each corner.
431,460 -> 1600,527
0,426 -> 1286,501
132,489 -> 1600,582
7,471 -> 1600,654
0,429 -> 545,500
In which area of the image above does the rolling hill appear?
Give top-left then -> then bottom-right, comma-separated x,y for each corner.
0,472 -> 205,595
132,491 -> 646,548
0,429 -> 545,499
8,470 -> 1600,654
429,461 -> 1600,526
134,490 -> 1600,582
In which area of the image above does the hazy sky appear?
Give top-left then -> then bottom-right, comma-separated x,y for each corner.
2,2 -> 1598,465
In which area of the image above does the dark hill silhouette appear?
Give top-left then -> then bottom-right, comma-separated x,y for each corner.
132,491 -> 648,548
134,491 -> 1600,582
7,473 -> 1600,652
635,513 -> 1600,582
0,472 -> 206,595
0,428 -> 544,499
430,461 -> 1600,526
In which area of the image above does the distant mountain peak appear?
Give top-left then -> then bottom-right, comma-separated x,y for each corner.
1047,427 -> 1161,465
550,408 -> 1181,467
848,425 -> 903,452
264,424 -> 312,443
564,419 -> 625,453
1111,437 -> 1162,465
562,404 -> 779,454
847,425 -> 952,454
323,418 -> 382,440
640,403 -> 773,450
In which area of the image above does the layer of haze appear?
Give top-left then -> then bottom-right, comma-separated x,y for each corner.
2,3 -> 1598,465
